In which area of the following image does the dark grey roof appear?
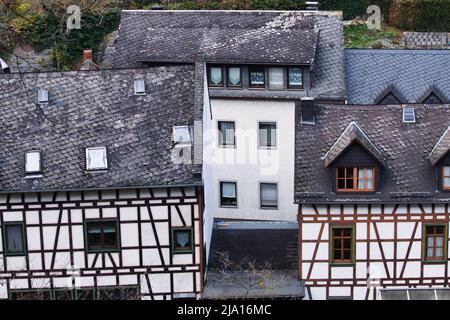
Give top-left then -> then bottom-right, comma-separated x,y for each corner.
0,66 -> 201,192
295,104 -> 450,203
208,221 -> 298,270
113,10 -> 346,100
345,49 -> 450,104
429,125 -> 450,165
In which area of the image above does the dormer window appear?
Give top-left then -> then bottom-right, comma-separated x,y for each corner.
403,107 -> 416,123
268,67 -> 284,90
86,147 -> 108,171
209,66 -> 223,87
173,126 -> 192,146
336,167 -> 375,192
25,151 -> 42,174
249,66 -> 265,88
442,166 -> 450,190
134,79 -> 146,95
227,66 -> 241,87
288,67 -> 303,89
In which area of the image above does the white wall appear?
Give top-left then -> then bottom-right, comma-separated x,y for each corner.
205,99 -> 297,222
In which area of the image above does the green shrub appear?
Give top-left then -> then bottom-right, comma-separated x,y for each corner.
396,0 -> 450,31
319,0 -> 393,21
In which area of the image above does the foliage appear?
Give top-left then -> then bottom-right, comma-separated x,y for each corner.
319,0 -> 394,21
395,0 -> 450,32
143,0 -> 305,10
344,23 -> 401,48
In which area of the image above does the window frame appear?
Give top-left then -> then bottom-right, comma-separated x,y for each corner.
287,67 -> 304,90
208,66 -> 224,87
217,121 -> 236,148
259,182 -> 278,209
329,225 -> 355,265
441,166 -> 450,191
402,107 -> 416,123
171,227 -> 194,254
3,222 -> 27,256
133,79 -> 146,95
336,167 -> 376,193
84,219 -> 120,253
25,150 -> 42,175
226,65 -> 242,88
219,181 -> 238,208
422,223 -> 447,264
85,147 -> 108,171
258,122 -> 277,149
248,66 -> 266,89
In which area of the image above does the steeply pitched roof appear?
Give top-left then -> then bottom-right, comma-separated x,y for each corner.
322,121 -> 385,167
295,104 -> 450,203
113,10 -> 346,100
0,66 -> 201,192
428,125 -> 450,165
345,49 -> 450,104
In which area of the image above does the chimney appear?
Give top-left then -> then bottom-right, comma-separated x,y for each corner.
79,49 -> 100,71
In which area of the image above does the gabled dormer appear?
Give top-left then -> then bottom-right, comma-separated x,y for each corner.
375,85 -> 406,105
418,85 -> 447,104
428,125 -> 450,191
322,122 -> 385,193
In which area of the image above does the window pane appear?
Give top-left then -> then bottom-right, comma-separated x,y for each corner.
175,230 -> 191,248
436,247 -> 443,257
268,67 -> 284,90
346,178 -> 354,189
334,239 -> 342,249
218,122 -> 235,146
86,148 -> 107,170
333,249 -> 342,260
357,179 -> 364,190
343,238 -> 352,249
6,225 -> 24,253
249,67 -> 265,87
444,178 -> 450,188
343,249 -> 351,260
346,169 -> 354,179
209,67 -> 223,86
337,168 -> 345,179
366,179 -> 373,190
221,182 -> 236,198
427,248 -> 433,257
227,67 -> 241,86
260,183 -> 277,207
444,166 -> 450,176
343,228 -> 352,237
259,123 -> 276,147
436,236 -> 443,247
25,151 -> 41,173
87,221 -> 118,251
174,126 -> 191,144
288,67 -> 302,88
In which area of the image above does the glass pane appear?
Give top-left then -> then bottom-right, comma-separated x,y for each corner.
444,178 -> 450,187
221,182 -> 236,198
88,224 -> 102,234
366,169 -> 373,178
436,236 -> 443,247
343,249 -> 351,260
333,249 -> 342,260
427,236 -> 434,247
337,168 -> 345,179
6,225 -> 24,253
343,228 -> 352,237
227,67 -> 241,86
174,126 -> 191,144
249,67 -> 265,87
334,239 -> 342,249
357,179 -> 364,190
343,239 -> 352,249
358,168 -> 365,179
103,232 -> 117,247
175,230 -> 191,248
261,183 -> 277,207
436,247 -> 443,257
346,178 -> 354,189
219,122 -> 235,146
210,67 -> 223,86
366,179 -> 373,190
288,67 -> 302,87
346,169 -> 353,179
268,67 -> 284,89
259,123 -> 276,147
337,179 -> 345,189
444,166 -> 450,176
87,148 -> 107,170
25,151 -> 41,173
426,248 -> 433,257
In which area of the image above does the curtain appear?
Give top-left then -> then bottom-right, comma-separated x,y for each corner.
261,184 -> 277,206
222,182 -> 236,198
289,67 -> 302,86
269,67 -> 284,89
259,123 -> 276,147
228,67 -> 241,86
220,122 -> 235,145
210,67 -> 223,85
176,231 -> 190,247
6,225 -> 23,252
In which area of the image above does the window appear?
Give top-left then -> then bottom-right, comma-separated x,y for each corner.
268,67 -> 285,90
227,66 -> 241,87
331,226 -> 354,264
38,89 -> 48,104
336,167 -> 375,192
4,223 -> 26,256
423,225 -> 446,262
218,121 -> 235,147
173,126 -> 192,145
134,79 -> 145,95
249,66 -> 266,88
288,67 -> 303,89
260,183 -> 278,209
25,151 -> 42,174
209,66 -> 223,87
86,147 -> 108,171
301,98 -> 315,124
442,166 -> 450,190
220,181 -> 237,207
172,227 -> 194,253
403,107 -> 416,123
259,122 -> 277,148
85,219 -> 119,252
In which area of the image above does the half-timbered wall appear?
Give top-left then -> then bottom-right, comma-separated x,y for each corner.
299,203 -> 450,300
0,186 -> 203,300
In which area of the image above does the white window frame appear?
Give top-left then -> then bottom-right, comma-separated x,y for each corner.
173,126 -> 192,146
134,79 -> 146,95
259,182 -> 278,209
38,89 -> 49,104
86,147 -> 108,171
25,151 -> 42,174
403,107 -> 416,123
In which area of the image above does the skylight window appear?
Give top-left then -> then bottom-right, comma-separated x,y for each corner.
38,89 -> 48,104
173,126 -> 192,145
134,79 -> 146,95
86,147 -> 108,171
25,151 -> 42,174
403,107 -> 416,123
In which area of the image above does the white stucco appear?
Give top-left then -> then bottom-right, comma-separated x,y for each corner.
204,98 -> 297,222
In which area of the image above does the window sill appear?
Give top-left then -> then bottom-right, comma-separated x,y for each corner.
173,249 -> 194,255
260,206 -> 278,210
24,174 -> 43,179
422,259 -> 447,264
85,170 -> 108,174
329,262 -> 355,267
5,252 -> 27,257
258,146 -> 277,150
86,248 -> 120,254
220,205 -> 238,209
218,145 -> 236,149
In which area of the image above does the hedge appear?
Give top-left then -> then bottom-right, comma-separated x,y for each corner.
319,0 -> 393,21
395,0 -> 450,31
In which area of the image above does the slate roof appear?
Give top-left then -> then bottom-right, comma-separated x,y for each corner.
295,104 -> 450,203
113,10 -> 346,100
345,49 -> 450,104
428,125 -> 450,165
0,66 -> 201,192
